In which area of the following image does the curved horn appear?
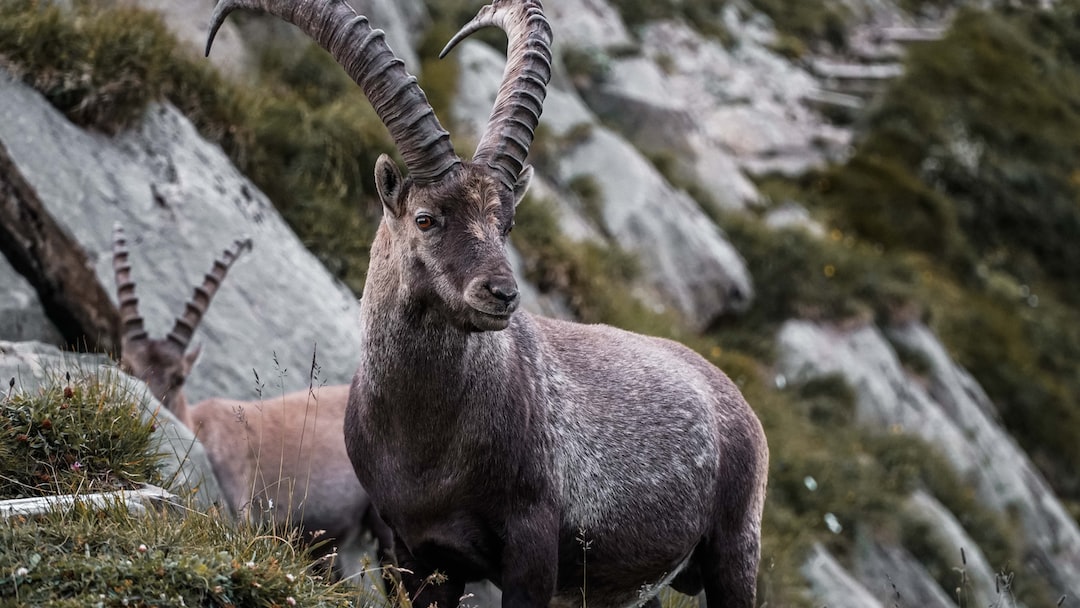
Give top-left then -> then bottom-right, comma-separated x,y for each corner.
167,237 -> 253,351
112,223 -> 148,343
206,0 -> 460,184
440,0 -> 552,192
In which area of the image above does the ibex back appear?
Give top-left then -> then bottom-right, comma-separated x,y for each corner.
111,225 -> 388,579
208,1 -> 768,606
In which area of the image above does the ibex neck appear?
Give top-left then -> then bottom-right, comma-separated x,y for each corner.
358,224 -> 517,406
360,299 -> 512,393
163,393 -> 196,429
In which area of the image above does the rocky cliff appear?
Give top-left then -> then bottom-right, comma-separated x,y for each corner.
1,0 -> 1078,605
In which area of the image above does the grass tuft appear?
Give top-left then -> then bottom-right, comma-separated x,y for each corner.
0,368 -> 162,499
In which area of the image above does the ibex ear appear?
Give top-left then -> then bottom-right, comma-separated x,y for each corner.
182,344 -> 202,376
375,154 -> 405,217
512,165 -> 533,208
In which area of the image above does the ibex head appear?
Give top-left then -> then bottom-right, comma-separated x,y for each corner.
207,0 -> 551,332
112,224 -> 252,410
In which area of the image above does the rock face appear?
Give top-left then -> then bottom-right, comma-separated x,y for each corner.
450,39 -> 754,328
0,68 -> 363,404
0,340 -> 225,511
801,543 -> 883,608
776,319 -> 1080,599
0,256 -> 63,346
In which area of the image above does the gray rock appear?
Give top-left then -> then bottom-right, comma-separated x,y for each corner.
546,0 -> 632,51
0,340 -> 225,512
801,543 -> 883,608
763,202 -> 826,237
0,255 -> 63,345
853,531 -> 956,608
130,0 -> 429,82
450,40 -> 754,328
129,0 -> 255,81
0,67 -> 363,404
903,490 -> 998,608
776,319 -> 1080,599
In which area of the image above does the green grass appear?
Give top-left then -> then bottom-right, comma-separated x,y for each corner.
0,502 -> 361,607
0,368 -> 375,607
0,369 -> 163,499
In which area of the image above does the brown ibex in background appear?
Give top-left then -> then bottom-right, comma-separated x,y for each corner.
209,1 -> 769,606
111,224 -> 389,579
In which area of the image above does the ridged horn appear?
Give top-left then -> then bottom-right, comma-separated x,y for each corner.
206,0 -> 460,184
112,223 -> 148,343
440,0 -> 552,192
166,237 -> 253,351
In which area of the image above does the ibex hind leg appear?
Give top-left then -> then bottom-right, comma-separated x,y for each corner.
693,526 -> 760,608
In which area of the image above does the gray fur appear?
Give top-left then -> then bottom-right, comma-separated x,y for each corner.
345,159 -> 768,608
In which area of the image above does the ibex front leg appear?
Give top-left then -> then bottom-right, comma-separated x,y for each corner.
500,505 -> 559,608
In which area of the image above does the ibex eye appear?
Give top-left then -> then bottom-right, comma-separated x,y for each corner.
415,214 -> 436,231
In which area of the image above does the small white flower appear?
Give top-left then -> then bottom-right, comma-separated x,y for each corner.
286,573 -> 296,582
137,544 -> 148,553
15,567 -> 28,577
246,561 -> 256,569
286,598 -> 297,606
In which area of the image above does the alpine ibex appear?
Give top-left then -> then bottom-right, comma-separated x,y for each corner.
208,1 -> 769,606
111,225 -> 389,578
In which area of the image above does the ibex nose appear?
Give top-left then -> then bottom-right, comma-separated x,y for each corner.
487,279 -> 519,305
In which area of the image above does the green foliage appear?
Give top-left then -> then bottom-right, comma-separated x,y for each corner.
0,502 -> 360,607
854,6 -> 1080,296
566,174 -> 606,231
416,15 -> 463,138
561,47 -> 612,88
814,156 -> 969,268
798,3 -> 1080,501
606,0 -> 732,44
715,211 -> 919,357
0,0 -> 246,148
750,0 -> 850,50
0,370 -> 163,498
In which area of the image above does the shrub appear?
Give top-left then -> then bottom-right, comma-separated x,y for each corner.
0,369 -> 162,498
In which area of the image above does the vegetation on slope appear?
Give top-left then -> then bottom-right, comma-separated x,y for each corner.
0,369 -> 361,607
1,0 -> 1075,605
802,4 -> 1080,504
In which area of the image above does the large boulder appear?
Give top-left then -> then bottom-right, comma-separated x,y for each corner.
800,543 -> 882,608
0,67 -> 363,404
0,340 -> 226,511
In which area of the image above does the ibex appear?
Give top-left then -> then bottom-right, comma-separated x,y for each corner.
111,225 -> 389,578
208,1 -> 769,606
